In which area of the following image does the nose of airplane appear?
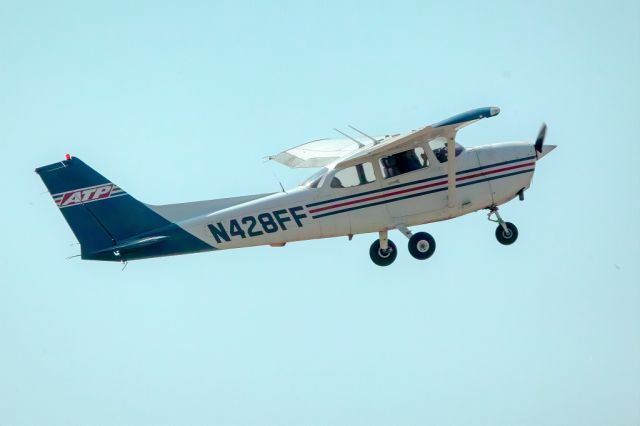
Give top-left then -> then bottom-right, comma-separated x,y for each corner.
537,144 -> 557,159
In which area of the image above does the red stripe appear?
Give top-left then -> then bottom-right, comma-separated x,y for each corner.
309,162 -> 535,214
310,178 -> 446,213
457,162 -> 535,181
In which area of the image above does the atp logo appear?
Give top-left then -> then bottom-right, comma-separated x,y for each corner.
53,183 -> 125,208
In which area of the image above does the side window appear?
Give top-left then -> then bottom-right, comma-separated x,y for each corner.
331,163 -> 376,188
429,137 -> 464,163
379,147 -> 428,179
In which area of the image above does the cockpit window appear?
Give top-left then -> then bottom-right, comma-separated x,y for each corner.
380,147 -> 428,179
330,163 -> 376,189
299,167 -> 327,188
428,137 -> 464,163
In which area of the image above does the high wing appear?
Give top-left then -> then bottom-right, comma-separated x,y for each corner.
336,107 -> 500,168
268,107 -> 500,169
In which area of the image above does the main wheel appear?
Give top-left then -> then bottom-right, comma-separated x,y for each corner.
369,239 -> 398,266
408,232 -> 436,260
495,222 -> 518,245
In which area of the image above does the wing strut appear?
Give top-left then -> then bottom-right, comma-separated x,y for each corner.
446,137 -> 457,210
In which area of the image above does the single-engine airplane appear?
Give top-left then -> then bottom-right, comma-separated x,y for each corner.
36,107 -> 555,266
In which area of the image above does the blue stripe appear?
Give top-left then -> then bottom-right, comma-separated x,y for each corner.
311,168 -> 534,219
432,107 -> 499,128
453,155 -> 535,175
307,156 -> 535,208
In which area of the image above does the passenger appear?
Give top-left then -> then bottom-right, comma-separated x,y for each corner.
420,151 -> 429,167
402,150 -> 423,172
382,157 -> 399,177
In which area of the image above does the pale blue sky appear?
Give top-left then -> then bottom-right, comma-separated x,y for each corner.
1,1 -> 639,425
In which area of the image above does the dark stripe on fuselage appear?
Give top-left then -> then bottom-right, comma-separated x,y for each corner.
309,162 -> 534,214
306,155 -> 536,208
310,168 -> 534,219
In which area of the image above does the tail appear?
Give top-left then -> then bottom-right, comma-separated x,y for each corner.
35,156 -> 211,261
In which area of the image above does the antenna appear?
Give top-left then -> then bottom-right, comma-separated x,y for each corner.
272,172 -> 286,193
333,128 -> 365,147
348,125 -> 379,145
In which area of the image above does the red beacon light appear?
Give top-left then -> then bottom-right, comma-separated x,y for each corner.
65,154 -> 71,160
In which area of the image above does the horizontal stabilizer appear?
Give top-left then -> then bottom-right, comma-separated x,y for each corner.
92,235 -> 168,254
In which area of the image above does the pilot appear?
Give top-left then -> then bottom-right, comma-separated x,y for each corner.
330,177 -> 344,188
434,148 -> 448,163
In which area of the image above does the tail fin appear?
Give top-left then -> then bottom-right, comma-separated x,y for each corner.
35,156 -> 210,261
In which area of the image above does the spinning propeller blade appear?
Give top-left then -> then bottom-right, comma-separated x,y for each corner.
534,123 -> 547,154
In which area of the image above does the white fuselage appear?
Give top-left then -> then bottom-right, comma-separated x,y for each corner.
175,142 -> 537,251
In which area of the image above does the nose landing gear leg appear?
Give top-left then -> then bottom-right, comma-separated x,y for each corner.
487,206 -> 518,245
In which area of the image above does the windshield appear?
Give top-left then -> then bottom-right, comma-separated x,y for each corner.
298,167 -> 328,188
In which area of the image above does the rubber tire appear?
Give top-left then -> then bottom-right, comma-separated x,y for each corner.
369,239 -> 398,266
495,222 -> 518,245
408,232 -> 436,260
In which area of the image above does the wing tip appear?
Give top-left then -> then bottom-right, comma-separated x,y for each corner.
432,106 -> 501,128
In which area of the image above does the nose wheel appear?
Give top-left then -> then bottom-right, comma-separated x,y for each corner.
488,207 -> 519,245
495,222 -> 518,245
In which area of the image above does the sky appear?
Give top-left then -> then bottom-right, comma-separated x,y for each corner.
1,0 -> 639,425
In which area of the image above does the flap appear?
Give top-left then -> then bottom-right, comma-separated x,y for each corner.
267,136 -> 396,168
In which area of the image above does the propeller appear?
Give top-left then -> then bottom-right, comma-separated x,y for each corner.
534,122 -> 547,155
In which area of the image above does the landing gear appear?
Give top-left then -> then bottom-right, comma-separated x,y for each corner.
487,207 -> 518,245
395,224 -> 437,262
369,230 -> 397,266
369,227 -> 436,266
408,232 -> 436,260
495,222 -> 518,245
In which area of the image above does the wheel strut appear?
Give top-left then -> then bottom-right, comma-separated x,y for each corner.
487,206 -> 509,234
378,229 -> 389,250
395,224 -> 413,239
370,231 -> 397,266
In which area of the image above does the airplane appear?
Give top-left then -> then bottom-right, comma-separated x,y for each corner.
35,106 -> 556,266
